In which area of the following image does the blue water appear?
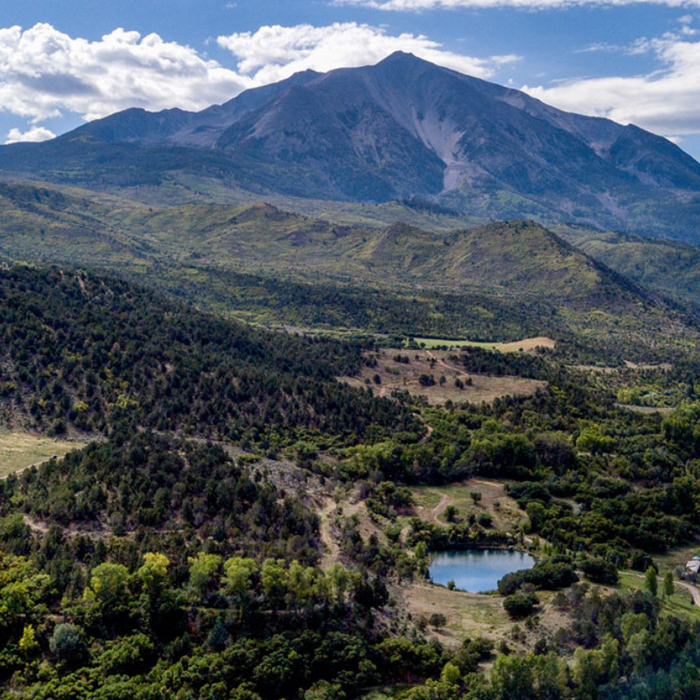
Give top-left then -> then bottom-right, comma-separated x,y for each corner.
429,549 -> 536,593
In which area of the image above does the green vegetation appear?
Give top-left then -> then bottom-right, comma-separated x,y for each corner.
556,224 -> 700,304
3,180 -> 700,697
0,266 -> 416,444
0,181 -> 696,363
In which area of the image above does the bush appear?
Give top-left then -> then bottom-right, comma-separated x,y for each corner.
429,613 -> 447,628
498,561 -> 578,596
419,374 -> 436,387
503,592 -> 539,619
49,623 -> 87,668
581,558 -> 619,585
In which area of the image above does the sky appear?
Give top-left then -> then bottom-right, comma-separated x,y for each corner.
2,0 -> 700,159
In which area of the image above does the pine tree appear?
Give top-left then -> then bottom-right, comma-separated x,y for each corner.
645,566 -> 658,597
663,570 -> 675,599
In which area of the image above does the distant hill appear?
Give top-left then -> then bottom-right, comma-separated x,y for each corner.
0,182 -> 646,303
0,180 -> 695,360
555,224 -> 700,305
1,53 -> 699,240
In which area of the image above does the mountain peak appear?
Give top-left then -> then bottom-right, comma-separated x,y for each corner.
379,50 -> 421,64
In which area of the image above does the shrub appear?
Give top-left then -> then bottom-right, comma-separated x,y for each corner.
49,623 -> 87,668
503,592 -> 539,619
429,613 -> 447,628
581,558 -> 619,585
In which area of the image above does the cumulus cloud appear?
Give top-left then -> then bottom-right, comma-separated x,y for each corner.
0,21 -> 515,134
5,125 -> 56,144
216,22 -> 518,82
523,33 -> 700,136
0,23 -> 249,124
337,0 -> 700,8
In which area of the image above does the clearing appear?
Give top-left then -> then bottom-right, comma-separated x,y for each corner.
409,479 -> 527,532
0,431 -> 79,479
401,581 -> 568,651
653,540 -> 700,572
615,403 -> 674,415
411,336 -> 556,353
340,349 -> 546,405
617,571 -> 700,622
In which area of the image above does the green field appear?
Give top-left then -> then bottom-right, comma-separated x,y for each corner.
618,571 -> 700,622
0,431 -> 79,478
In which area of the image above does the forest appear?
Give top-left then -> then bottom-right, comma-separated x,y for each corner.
2,262 -> 700,699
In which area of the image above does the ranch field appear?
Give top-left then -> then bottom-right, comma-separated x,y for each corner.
411,336 -> 556,352
340,348 -> 547,405
0,431 -> 79,479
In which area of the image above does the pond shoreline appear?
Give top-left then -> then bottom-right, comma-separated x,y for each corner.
428,547 -> 537,594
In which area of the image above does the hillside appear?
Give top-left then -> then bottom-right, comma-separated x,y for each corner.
0,265 -> 418,443
555,224 -> 700,305
1,53 -> 700,239
4,264 -> 700,698
0,181 -> 694,360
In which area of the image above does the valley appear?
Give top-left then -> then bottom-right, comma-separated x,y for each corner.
2,51 -> 700,700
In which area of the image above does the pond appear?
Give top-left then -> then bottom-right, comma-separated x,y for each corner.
428,549 -> 536,593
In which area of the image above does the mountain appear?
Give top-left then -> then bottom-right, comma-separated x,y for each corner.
1,53 -> 699,240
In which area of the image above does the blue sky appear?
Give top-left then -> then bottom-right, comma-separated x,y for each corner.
2,0 -> 700,159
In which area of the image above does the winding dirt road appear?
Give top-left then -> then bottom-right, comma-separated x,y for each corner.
678,581 -> 700,607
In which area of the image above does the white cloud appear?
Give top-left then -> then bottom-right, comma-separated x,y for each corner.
0,23 -> 249,124
0,21 -> 515,132
337,0 -> 700,8
4,125 -> 56,144
522,34 -> 700,136
216,22 -> 518,82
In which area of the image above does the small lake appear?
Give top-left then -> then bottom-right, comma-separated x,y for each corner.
429,549 -> 536,593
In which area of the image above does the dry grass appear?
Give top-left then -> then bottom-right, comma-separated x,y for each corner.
0,431 -> 79,479
401,582 -> 569,651
497,337 -> 556,353
616,404 -> 674,415
341,349 -> 546,406
410,479 -> 527,532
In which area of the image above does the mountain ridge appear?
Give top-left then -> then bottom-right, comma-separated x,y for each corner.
1,52 -> 699,240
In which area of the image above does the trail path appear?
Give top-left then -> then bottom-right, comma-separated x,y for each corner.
418,423 -> 434,444
318,498 -> 341,569
426,350 -> 461,374
420,493 -> 449,525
